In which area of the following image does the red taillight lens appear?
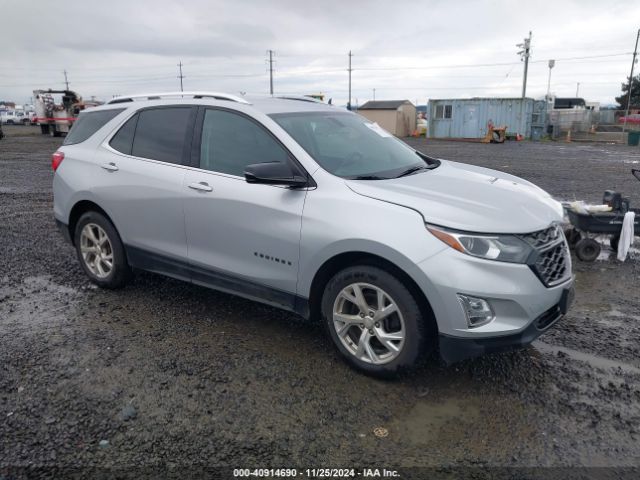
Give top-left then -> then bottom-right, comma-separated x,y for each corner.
51,151 -> 64,172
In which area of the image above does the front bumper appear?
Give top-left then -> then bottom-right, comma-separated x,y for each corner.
408,244 -> 574,363
438,285 -> 574,364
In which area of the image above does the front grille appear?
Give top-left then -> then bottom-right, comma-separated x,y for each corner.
520,225 -> 572,287
521,225 -> 561,249
534,242 -> 571,286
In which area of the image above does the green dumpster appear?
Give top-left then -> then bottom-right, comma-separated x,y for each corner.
629,131 -> 640,146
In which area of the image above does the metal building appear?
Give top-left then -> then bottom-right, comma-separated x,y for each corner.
428,97 -> 546,140
358,100 -> 417,137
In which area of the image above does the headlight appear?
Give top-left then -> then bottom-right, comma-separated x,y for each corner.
426,224 -> 533,263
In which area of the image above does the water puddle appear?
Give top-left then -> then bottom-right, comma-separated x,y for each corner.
606,308 -> 640,322
22,276 -> 78,295
591,236 -> 640,262
390,398 -> 481,445
534,341 -> 640,375
0,276 -> 80,329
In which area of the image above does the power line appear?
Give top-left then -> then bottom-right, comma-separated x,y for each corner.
353,52 -> 631,72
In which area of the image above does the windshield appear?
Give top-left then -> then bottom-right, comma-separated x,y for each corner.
270,111 -> 439,179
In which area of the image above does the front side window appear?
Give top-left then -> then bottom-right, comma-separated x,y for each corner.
131,107 -> 192,164
271,111 -> 438,179
63,108 -> 124,145
199,109 -> 289,176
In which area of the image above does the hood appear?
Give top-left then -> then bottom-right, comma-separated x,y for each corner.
346,160 -> 564,234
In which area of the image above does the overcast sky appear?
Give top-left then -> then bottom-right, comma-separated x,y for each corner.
1,0 -> 639,106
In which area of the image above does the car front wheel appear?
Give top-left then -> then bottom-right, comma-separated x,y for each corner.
321,265 -> 429,377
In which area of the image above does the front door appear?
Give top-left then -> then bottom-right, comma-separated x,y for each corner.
183,107 -> 307,310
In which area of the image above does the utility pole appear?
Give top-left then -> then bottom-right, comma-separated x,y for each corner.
177,61 -> 185,92
267,50 -> 275,95
517,31 -> 532,98
546,59 -> 555,99
622,28 -> 640,138
576,82 -> 580,97
347,51 -> 353,110
63,70 -> 69,90
373,88 -> 376,100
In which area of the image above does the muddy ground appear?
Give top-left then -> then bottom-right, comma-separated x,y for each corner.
1,125 -> 640,477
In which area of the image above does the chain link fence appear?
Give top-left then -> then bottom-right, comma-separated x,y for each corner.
547,109 -> 640,141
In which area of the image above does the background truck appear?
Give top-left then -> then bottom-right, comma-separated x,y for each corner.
33,89 -> 92,136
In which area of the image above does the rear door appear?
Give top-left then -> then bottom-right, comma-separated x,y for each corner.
94,106 -> 197,273
182,107 -> 307,308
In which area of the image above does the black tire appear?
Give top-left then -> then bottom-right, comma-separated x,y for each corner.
73,211 -> 132,289
564,227 -> 581,248
321,265 -> 430,377
610,233 -> 620,252
575,238 -> 601,262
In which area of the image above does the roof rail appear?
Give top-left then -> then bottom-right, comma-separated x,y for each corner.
107,91 -> 251,105
276,95 -> 324,104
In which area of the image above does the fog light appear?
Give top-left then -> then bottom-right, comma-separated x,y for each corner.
457,294 -> 495,328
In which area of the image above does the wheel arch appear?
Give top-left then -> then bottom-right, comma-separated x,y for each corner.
307,251 -> 437,334
67,200 -> 117,246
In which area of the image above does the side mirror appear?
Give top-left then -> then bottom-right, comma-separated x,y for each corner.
244,162 -> 308,188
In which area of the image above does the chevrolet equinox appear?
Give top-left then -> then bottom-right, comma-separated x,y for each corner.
52,92 -> 574,376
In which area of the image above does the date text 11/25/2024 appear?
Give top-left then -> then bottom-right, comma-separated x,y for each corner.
232,468 -> 400,478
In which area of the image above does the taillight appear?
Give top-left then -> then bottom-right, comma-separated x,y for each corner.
51,151 -> 64,172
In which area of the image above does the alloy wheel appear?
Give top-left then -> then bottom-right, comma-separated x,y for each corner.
80,223 -> 114,279
332,282 -> 406,365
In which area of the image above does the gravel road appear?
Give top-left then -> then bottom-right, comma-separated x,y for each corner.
1,125 -> 640,477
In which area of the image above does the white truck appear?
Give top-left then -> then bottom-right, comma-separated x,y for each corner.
33,89 -> 85,136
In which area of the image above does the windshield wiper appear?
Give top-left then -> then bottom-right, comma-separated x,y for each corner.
350,175 -> 387,180
395,165 -> 432,178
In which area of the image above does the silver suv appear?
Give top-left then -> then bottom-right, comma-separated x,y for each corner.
53,92 -> 574,376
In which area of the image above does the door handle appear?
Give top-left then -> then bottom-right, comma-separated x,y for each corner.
101,162 -> 119,172
188,181 -> 213,192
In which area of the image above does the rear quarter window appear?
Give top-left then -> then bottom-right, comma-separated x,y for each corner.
63,109 -> 125,145
109,113 -> 139,155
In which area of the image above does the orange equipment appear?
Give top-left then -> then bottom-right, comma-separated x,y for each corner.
481,121 -> 507,143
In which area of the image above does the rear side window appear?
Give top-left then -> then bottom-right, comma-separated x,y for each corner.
109,113 -> 138,155
131,107 -> 192,164
63,109 -> 124,145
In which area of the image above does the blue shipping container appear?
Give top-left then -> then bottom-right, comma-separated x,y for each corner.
428,98 -> 541,139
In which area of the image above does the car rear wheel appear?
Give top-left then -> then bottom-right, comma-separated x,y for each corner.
74,212 -> 132,289
321,265 -> 429,377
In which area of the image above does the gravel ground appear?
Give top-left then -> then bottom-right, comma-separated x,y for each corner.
1,126 -> 640,477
